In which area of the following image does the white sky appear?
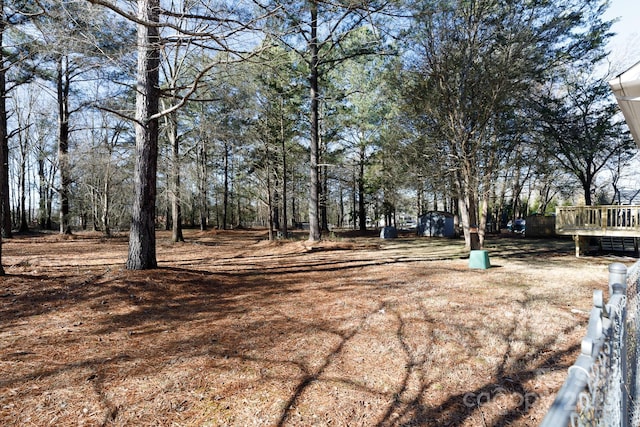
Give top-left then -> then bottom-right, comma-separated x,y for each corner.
604,0 -> 640,190
604,0 -> 640,75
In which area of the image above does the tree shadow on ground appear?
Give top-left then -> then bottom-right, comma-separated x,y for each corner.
0,231 -> 595,426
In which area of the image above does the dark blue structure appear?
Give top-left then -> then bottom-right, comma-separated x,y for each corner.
418,211 -> 455,237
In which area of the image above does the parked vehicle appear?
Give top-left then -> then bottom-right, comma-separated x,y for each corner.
507,218 -> 526,234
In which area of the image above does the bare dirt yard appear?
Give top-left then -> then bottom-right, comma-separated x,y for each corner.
0,229 -> 630,426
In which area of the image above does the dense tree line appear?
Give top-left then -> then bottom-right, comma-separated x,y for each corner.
0,0 -> 634,271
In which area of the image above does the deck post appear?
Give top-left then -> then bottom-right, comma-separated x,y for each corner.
574,235 -> 589,257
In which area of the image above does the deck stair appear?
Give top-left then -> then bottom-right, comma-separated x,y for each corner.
600,236 -> 638,254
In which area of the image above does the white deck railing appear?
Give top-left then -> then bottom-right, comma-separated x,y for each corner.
556,206 -> 640,237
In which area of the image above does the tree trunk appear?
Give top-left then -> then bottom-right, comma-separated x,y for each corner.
280,97 -> 288,236
0,1 -> 6,274
582,174 -> 593,205
46,188 -> 54,230
308,0 -> 321,241
477,143 -> 499,246
351,167 -> 357,229
510,163 -> 524,224
358,145 -> 366,233
0,5 -> 9,241
100,136 -> 115,236
38,158 -> 47,229
90,187 -> 98,231
266,142 -> 274,241
456,167 -> 481,251
0,72 -> 12,241
321,164 -> 328,231
18,150 -> 27,232
272,188 -> 280,231
57,56 -> 72,235
126,0 -> 160,270
236,185 -> 241,227
169,113 -> 184,243
338,186 -> 344,228
102,165 -> 111,237
223,141 -> 230,230
291,193 -> 297,228
164,201 -> 171,231
478,192 -> 489,247
198,138 -> 209,231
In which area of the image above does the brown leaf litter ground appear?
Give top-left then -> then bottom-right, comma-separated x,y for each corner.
0,229 -> 627,426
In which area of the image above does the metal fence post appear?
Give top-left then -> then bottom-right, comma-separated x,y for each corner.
610,263 -> 629,427
609,262 -> 628,297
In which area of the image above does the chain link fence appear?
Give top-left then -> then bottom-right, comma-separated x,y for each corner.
541,261 -> 640,427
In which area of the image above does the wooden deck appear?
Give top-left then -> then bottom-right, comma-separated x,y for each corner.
556,206 -> 640,256
556,205 -> 640,236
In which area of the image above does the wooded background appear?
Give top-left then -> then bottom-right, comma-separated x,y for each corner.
0,0 -> 635,270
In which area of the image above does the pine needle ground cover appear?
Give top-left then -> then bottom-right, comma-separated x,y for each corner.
0,230 -> 616,426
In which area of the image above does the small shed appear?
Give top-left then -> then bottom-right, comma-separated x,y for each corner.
418,211 -> 455,237
524,215 -> 556,237
380,226 -> 398,239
